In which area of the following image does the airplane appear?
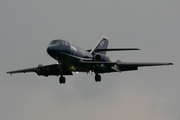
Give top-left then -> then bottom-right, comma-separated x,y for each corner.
7,36 -> 173,84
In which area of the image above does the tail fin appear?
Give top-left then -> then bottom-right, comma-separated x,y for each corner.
90,36 -> 109,55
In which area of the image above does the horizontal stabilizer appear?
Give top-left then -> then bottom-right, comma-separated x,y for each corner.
87,48 -> 140,52
96,48 -> 140,52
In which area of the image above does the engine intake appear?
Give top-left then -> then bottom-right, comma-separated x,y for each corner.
94,54 -> 110,62
94,54 -> 102,61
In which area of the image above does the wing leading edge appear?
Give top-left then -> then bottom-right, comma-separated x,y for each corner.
81,61 -> 173,73
81,61 -> 173,66
117,62 -> 173,67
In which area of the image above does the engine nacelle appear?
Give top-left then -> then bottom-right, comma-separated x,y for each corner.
38,64 -> 43,68
94,54 -> 110,62
36,64 -> 48,77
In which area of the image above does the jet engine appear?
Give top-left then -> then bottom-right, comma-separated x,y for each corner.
94,54 -> 110,62
36,64 -> 48,77
37,64 -> 44,72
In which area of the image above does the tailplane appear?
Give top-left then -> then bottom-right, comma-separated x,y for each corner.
90,36 -> 109,55
88,36 -> 140,55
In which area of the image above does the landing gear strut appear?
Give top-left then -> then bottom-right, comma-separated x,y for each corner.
95,74 -> 101,82
59,76 -> 66,84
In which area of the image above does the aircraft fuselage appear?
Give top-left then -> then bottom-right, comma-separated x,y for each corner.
47,39 -> 110,72
7,37 -> 173,84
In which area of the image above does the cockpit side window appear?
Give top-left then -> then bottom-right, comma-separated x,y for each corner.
64,41 -> 69,46
49,40 -> 58,45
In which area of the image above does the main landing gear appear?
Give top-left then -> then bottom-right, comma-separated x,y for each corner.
59,75 -> 66,84
95,74 -> 101,82
59,74 -> 101,84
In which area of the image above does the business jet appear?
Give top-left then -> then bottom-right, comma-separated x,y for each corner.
7,36 -> 173,84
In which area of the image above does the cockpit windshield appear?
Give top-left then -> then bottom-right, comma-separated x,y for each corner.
49,40 -> 59,45
49,40 -> 69,46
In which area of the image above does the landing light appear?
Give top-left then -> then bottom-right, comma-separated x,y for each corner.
76,71 -> 79,74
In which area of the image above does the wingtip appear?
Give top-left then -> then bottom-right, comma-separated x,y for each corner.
168,63 -> 173,65
6,72 -> 12,76
130,48 -> 140,50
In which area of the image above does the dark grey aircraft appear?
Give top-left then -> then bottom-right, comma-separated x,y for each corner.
7,36 -> 173,84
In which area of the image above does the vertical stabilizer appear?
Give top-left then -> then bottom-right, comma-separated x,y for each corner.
90,36 -> 109,55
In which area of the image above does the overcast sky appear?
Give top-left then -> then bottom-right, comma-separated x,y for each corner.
0,0 -> 179,120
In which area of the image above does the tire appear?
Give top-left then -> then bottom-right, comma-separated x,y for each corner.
95,74 -> 101,82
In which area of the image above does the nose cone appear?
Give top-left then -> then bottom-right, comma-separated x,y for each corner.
47,46 -> 57,55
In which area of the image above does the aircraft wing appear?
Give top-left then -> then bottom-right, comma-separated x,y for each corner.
7,64 -> 73,76
7,67 -> 37,74
81,61 -> 173,73
116,62 -> 173,67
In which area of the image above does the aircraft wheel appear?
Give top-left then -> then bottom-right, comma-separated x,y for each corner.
97,75 -> 101,82
95,75 -> 98,82
59,76 -> 66,84
59,77 -> 62,84
62,77 -> 66,84
95,74 -> 101,82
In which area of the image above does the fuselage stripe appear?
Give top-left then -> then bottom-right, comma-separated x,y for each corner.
61,52 -> 93,61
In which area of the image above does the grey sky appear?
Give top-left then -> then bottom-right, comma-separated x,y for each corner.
0,0 -> 179,120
